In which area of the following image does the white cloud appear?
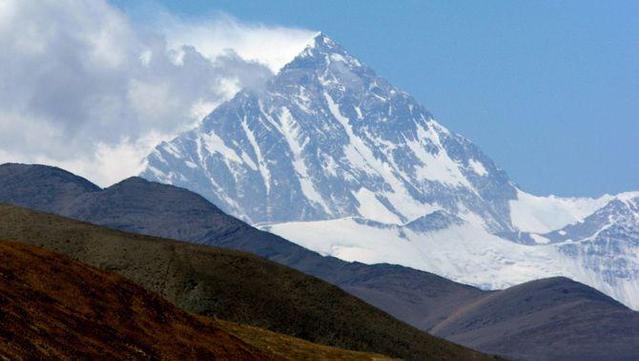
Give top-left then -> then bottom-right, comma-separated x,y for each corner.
0,0 -> 315,186
162,13 -> 316,73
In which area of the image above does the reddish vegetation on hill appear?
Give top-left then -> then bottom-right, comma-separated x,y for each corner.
0,240 -> 277,361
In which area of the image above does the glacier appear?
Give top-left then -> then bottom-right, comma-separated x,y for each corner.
141,32 -> 639,310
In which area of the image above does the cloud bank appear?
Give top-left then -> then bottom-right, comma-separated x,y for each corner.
0,0 -> 315,186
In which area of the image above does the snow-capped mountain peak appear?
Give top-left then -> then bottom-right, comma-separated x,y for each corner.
142,33 -> 515,230
295,32 -> 355,60
140,33 -> 639,310
288,32 -> 362,69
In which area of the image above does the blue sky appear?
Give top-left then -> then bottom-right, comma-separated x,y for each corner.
113,0 -> 638,197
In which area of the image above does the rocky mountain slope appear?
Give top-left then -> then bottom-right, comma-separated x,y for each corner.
140,33 -> 639,310
141,33 -> 517,234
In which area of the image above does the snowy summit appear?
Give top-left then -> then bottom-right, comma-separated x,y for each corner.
142,33 -> 639,310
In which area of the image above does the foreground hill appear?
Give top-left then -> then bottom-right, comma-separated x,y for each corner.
4,163 -> 639,360
0,240 -> 274,360
0,163 -> 491,333
0,240 -> 397,361
215,320 -> 396,361
0,204 -> 492,361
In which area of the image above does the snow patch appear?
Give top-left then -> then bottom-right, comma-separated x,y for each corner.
242,119 -> 271,193
469,159 -> 488,176
353,188 -> 402,224
265,217 -> 639,309
509,189 -> 614,233
408,124 -> 473,188
266,218 -> 565,290
530,233 -> 552,244
329,53 -> 347,63
201,132 -> 242,164
278,107 -> 330,214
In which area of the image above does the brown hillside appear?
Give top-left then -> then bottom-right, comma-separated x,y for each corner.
215,320 -> 397,361
0,240 -> 277,361
0,204 -> 495,361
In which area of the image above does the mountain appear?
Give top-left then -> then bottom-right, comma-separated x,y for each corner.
431,277 -> 639,361
4,163 -> 639,360
0,202 -> 493,361
545,195 -> 639,306
0,161 -> 100,213
140,33 -> 639,310
0,240 -> 276,361
141,33 -> 516,233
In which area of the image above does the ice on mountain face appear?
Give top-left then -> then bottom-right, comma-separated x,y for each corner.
353,187 -> 403,224
468,159 -> 488,176
141,33 -> 639,310
545,197 -> 639,309
509,189 -> 615,233
530,233 -> 552,244
266,217 -> 568,290
142,32 -> 516,229
266,211 -> 639,309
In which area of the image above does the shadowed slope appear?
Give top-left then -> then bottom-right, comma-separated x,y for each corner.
0,163 -> 492,333
0,240 -> 275,361
0,163 -> 99,213
431,277 -> 639,361
0,204 -> 494,361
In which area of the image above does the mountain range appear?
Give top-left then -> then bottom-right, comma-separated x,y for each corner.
141,33 -> 639,311
2,162 -> 639,361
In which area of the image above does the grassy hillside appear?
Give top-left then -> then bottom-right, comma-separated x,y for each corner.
215,320 -> 397,361
0,204 -> 495,361
0,239 -> 399,360
9,163 -> 635,360
0,163 -> 492,341
0,240 -> 275,360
